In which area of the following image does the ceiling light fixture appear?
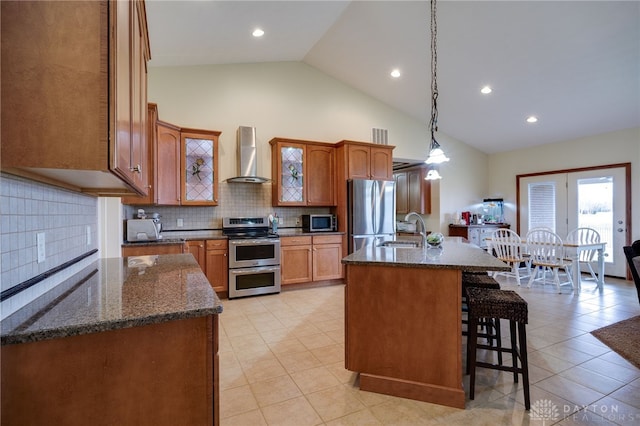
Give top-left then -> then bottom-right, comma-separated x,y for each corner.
481,86 -> 492,94
425,168 -> 442,180
252,28 -> 264,37
425,0 -> 449,178
526,116 -> 538,123
390,69 -> 401,78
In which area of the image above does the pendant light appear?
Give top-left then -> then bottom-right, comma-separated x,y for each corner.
425,0 -> 448,179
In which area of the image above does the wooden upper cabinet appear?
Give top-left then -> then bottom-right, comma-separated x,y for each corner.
270,138 -> 336,207
337,141 -> 394,181
306,144 -> 336,206
370,146 -> 394,180
180,129 -> 220,206
123,119 -> 221,207
0,0 -> 151,196
155,121 -> 182,205
121,103 -> 158,205
394,165 -> 431,215
395,172 -> 409,214
345,144 -> 371,179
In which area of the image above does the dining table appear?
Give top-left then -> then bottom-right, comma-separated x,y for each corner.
563,241 -> 607,291
485,237 -> 607,292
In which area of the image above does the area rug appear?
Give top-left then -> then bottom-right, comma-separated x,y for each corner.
591,315 -> 640,370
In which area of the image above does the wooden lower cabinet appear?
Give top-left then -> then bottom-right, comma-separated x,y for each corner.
184,240 -> 228,297
206,240 -> 228,295
281,236 -> 313,285
122,243 -> 184,257
186,240 -> 207,271
281,235 -> 343,285
1,315 -> 220,425
312,235 -> 343,281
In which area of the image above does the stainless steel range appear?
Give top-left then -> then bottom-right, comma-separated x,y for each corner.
223,217 -> 281,299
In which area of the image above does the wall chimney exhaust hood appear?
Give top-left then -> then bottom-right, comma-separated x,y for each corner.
226,126 -> 270,183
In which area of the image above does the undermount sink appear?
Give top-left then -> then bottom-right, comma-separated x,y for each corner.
377,240 -> 422,248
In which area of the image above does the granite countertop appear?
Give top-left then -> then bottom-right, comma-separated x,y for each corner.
1,254 -> 223,346
449,223 -> 510,228
155,229 -> 227,240
122,229 -> 344,244
277,229 -> 344,237
122,238 -> 186,246
342,236 -> 510,272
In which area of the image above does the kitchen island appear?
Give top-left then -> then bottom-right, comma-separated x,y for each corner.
341,237 -> 509,409
1,254 -> 223,426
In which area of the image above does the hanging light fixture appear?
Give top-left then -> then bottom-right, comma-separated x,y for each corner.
425,0 -> 449,177
425,168 -> 442,180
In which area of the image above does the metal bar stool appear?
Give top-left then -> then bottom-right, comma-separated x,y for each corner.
465,287 -> 531,410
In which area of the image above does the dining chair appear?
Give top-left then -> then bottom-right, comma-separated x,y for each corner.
623,240 -> 640,304
526,229 -> 573,293
565,227 -> 601,286
525,227 -> 554,279
491,229 -> 530,285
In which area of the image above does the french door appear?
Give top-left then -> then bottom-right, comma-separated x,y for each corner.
518,165 -> 629,277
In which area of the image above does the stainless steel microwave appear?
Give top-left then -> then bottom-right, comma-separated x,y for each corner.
302,214 -> 336,232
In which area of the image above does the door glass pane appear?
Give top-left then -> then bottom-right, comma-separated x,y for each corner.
280,146 -> 303,202
185,137 -> 214,202
577,176 -> 614,261
528,182 -> 556,232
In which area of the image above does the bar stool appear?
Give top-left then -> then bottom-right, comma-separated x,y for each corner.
462,272 -> 502,356
465,287 -> 530,410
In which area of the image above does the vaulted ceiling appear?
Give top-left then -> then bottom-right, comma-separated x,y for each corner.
146,1 -> 640,154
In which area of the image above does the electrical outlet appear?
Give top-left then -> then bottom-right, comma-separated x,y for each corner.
86,226 -> 91,246
177,218 -> 184,227
278,217 -> 283,225
295,217 -> 301,225
37,232 -> 46,263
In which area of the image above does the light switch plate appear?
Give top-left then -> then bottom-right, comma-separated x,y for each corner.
177,218 -> 184,227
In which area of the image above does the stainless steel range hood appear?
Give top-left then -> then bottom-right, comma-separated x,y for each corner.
226,126 -> 270,183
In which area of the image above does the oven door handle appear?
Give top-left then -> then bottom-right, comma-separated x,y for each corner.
229,239 -> 280,246
231,266 -> 281,274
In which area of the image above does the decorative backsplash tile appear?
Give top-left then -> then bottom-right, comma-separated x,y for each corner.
0,173 -> 98,319
122,182 -> 331,231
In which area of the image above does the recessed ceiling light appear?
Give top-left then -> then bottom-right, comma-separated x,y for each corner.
252,28 -> 264,37
526,116 -> 538,123
390,69 -> 401,78
480,86 -> 492,94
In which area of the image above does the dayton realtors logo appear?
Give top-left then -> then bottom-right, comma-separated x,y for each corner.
530,399 -> 639,424
529,399 -> 560,425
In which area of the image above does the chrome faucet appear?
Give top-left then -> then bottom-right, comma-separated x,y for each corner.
405,212 -> 427,247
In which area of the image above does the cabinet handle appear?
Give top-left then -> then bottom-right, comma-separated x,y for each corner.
131,164 -> 142,173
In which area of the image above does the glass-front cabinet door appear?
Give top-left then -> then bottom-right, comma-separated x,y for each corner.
180,129 -> 220,205
271,140 -> 306,206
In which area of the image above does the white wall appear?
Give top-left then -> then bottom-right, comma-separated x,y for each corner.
488,127 -> 640,241
148,61 -> 489,234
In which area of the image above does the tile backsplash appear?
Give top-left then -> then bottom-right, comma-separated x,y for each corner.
123,182 -> 331,231
1,173 -> 98,319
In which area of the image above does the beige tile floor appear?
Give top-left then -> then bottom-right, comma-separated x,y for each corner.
219,275 -> 640,425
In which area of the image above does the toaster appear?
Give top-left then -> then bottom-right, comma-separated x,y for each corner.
127,219 -> 160,242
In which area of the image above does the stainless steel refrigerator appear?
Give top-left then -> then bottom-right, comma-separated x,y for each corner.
347,179 -> 396,253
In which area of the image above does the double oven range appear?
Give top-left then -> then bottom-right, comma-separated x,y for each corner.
222,217 -> 281,299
